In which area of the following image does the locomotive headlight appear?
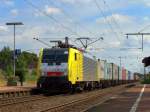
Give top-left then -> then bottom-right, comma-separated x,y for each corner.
41,71 -> 47,76
64,70 -> 68,76
41,72 -> 44,76
64,68 -> 68,76
64,72 -> 67,76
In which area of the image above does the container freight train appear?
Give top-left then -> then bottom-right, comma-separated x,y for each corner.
37,47 -> 138,93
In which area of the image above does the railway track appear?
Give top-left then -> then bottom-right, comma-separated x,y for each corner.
0,92 -> 72,108
0,94 -> 48,107
0,83 -> 136,112
38,84 -> 132,112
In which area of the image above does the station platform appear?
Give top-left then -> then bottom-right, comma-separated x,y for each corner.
0,84 -> 36,98
88,84 -> 149,112
0,85 -> 35,93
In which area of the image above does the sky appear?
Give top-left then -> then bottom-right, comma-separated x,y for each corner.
0,0 -> 150,73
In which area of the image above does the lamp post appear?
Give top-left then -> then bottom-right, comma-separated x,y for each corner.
6,22 -> 23,77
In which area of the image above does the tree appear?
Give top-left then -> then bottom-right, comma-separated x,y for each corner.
0,46 -> 13,77
15,51 -> 38,86
0,46 -> 38,86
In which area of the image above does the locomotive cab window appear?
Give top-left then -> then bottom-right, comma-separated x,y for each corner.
42,48 -> 68,63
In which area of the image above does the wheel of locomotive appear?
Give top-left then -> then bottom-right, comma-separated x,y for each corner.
75,83 -> 84,93
87,83 -> 92,91
61,83 -> 71,93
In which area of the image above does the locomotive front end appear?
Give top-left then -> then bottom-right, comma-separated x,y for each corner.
37,48 -> 70,93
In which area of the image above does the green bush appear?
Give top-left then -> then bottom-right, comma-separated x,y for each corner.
0,46 -> 38,85
141,78 -> 150,84
26,70 -> 37,81
7,76 -> 17,86
0,69 -> 7,86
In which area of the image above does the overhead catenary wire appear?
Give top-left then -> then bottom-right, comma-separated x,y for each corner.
24,0 -> 116,52
23,0 -> 81,38
101,0 -> 143,53
47,0 -> 110,48
33,37 -> 52,47
94,0 -> 122,43
46,0 -> 112,49
138,24 -> 150,33
102,0 -> 123,35
102,0 -> 124,36
24,0 -> 122,61
47,0 -> 98,37
24,0 -> 106,50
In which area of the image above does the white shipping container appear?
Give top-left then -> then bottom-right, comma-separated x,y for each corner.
113,64 -> 119,80
107,63 -> 113,80
104,61 -> 108,80
128,71 -> 131,80
130,72 -> 134,80
99,60 -> 105,80
97,60 -> 101,80
119,67 -> 122,80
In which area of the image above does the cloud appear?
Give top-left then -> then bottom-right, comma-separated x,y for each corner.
129,0 -> 150,7
0,0 -> 14,7
45,5 -> 61,15
0,26 -> 8,31
10,9 -> 18,16
0,26 -> 45,49
140,0 -> 150,7
96,14 -> 133,25
60,0 -> 92,4
143,16 -> 150,21
59,0 -> 76,4
107,41 -> 121,48
16,25 -> 67,50
33,6 -> 61,17
34,11 -> 44,17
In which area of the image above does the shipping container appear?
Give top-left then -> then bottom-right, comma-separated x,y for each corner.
97,60 -> 101,80
83,55 -> 98,81
104,61 -> 108,80
130,72 -> 134,80
119,67 -> 122,80
128,71 -> 131,80
106,63 -> 113,80
99,60 -> 105,80
126,70 -> 128,80
122,68 -> 126,80
112,63 -> 119,80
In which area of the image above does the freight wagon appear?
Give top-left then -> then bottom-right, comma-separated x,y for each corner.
99,60 -> 108,88
122,68 -> 126,84
112,63 -> 119,86
118,67 -> 122,84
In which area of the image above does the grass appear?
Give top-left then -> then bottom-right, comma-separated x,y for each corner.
25,73 -> 39,86
0,69 -> 39,86
0,70 -> 6,86
141,79 -> 150,84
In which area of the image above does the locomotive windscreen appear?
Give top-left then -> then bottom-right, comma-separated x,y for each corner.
42,48 -> 68,63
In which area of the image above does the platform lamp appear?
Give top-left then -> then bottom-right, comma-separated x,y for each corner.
6,22 -> 23,77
